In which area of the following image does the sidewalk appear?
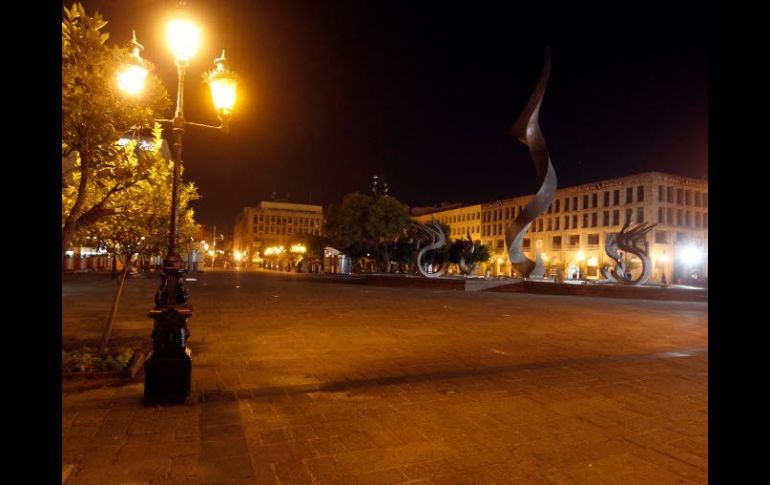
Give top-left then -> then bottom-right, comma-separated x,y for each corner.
63,271 -> 708,484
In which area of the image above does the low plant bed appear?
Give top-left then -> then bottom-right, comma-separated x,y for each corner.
62,347 -> 147,379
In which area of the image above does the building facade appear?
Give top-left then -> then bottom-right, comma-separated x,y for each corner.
233,201 -> 324,264
413,172 -> 708,283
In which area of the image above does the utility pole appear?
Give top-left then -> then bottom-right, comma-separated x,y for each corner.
212,225 -> 216,267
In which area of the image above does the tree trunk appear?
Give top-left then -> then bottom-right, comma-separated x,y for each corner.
98,254 -> 129,355
61,143 -> 90,259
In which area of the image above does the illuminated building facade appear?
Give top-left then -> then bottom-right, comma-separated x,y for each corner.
413,172 -> 708,283
233,201 -> 323,265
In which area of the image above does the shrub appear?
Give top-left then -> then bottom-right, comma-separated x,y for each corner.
62,347 -> 135,373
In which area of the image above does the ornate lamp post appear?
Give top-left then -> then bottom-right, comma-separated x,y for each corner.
117,17 -> 238,403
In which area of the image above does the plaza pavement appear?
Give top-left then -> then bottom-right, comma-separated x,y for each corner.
62,271 -> 708,484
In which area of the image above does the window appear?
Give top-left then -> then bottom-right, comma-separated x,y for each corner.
572,196 -> 578,211
591,212 -> 597,227
603,211 -> 610,226
659,186 -> 665,202
253,216 -> 259,224
677,188 -> 683,205
667,208 -> 673,224
270,215 -> 276,222
695,212 -> 702,228
568,235 -> 580,246
564,215 -> 570,229
604,191 -> 610,206
626,187 -> 633,204
677,209 -> 683,226
685,211 -> 691,226
704,213 -> 708,228
625,208 -> 632,224
538,219 -> 543,232
572,214 -> 577,228
555,199 -> 560,213
583,194 -> 589,210
565,198 -> 570,211
612,210 -> 620,225
685,190 -> 692,205
552,236 -> 562,249
613,190 -> 620,206
547,218 -> 552,231
637,207 -> 644,223
637,186 -> 644,202
496,240 -> 504,250
547,204 -> 552,214
655,231 -> 667,244
667,187 -> 673,203
704,193 -> 708,208
582,213 -> 588,228
695,192 -> 702,207
676,232 -> 688,244
587,234 -> 599,246
554,217 -> 560,230
592,193 -> 598,208
522,238 -> 531,250
658,207 -> 664,223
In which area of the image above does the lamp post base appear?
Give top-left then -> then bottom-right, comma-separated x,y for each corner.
144,302 -> 193,404
144,349 -> 192,404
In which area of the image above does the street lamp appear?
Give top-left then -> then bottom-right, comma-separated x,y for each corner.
118,16 -> 239,403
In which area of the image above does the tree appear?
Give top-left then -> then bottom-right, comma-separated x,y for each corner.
62,3 -> 170,257
368,196 -> 411,271
324,193 -> 410,271
75,132 -> 200,354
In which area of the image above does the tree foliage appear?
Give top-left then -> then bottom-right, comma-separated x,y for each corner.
62,3 -> 171,256
324,193 -> 410,269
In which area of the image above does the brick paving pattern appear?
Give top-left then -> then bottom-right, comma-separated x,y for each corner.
62,271 -> 707,484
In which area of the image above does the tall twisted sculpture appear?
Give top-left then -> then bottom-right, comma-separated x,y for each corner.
505,48 -> 557,278
411,220 -> 447,278
604,219 -> 657,285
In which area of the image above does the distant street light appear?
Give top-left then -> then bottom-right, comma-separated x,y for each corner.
117,12 -> 239,403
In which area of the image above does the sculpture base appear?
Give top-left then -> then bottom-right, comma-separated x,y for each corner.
144,349 -> 192,405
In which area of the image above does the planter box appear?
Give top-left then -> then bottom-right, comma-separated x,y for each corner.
62,352 -> 147,380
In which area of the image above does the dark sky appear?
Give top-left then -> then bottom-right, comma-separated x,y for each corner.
77,0 -> 707,232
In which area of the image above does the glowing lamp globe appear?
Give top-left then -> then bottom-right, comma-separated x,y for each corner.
167,19 -> 200,64
206,51 -> 238,116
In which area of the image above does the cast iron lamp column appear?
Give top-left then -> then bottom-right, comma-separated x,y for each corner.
118,19 -> 238,403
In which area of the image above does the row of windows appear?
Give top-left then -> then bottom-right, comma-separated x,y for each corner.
449,226 -> 480,236
657,208 -> 708,228
487,230 -> 700,251
480,186 -> 648,222
254,225 -> 320,236
439,212 -> 480,225
252,214 -> 321,226
657,186 -> 708,208
482,208 -> 645,236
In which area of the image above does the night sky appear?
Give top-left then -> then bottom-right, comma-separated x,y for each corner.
76,0 -> 707,231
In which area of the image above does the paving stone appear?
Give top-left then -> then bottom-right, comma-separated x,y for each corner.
62,272 -> 708,484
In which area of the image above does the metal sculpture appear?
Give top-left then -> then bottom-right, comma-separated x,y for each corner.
505,48 -> 557,278
604,219 -> 658,285
457,232 -> 476,275
411,220 -> 447,278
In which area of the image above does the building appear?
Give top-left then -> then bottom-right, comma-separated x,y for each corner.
413,172 -> 708,283
233,201 -> 324,265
